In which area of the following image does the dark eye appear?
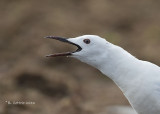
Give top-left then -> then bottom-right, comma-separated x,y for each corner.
83,39 -> 90,44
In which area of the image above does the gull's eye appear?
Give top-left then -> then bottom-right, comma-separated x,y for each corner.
83,39 -> 90,44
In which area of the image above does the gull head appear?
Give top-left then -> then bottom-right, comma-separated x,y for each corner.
45,35 -> 112,67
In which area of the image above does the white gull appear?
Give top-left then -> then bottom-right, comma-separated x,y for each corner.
45,35 -> 160,114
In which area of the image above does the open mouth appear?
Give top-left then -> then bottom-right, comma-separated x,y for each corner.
45,36 -> 82,57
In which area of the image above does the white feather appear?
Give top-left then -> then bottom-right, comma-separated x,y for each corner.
68,35 -> 160,114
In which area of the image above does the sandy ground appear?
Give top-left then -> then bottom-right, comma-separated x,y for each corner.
0,0 -> 160,114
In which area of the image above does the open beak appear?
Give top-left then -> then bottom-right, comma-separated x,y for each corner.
45,36 -> 82,57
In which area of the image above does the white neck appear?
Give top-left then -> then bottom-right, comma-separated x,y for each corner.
99,45 -> 140,91
75,42 -> 160,114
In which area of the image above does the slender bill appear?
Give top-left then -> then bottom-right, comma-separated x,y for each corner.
45,36 -> 82,57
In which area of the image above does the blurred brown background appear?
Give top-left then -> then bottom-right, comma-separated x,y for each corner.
0,0 -> 160,114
